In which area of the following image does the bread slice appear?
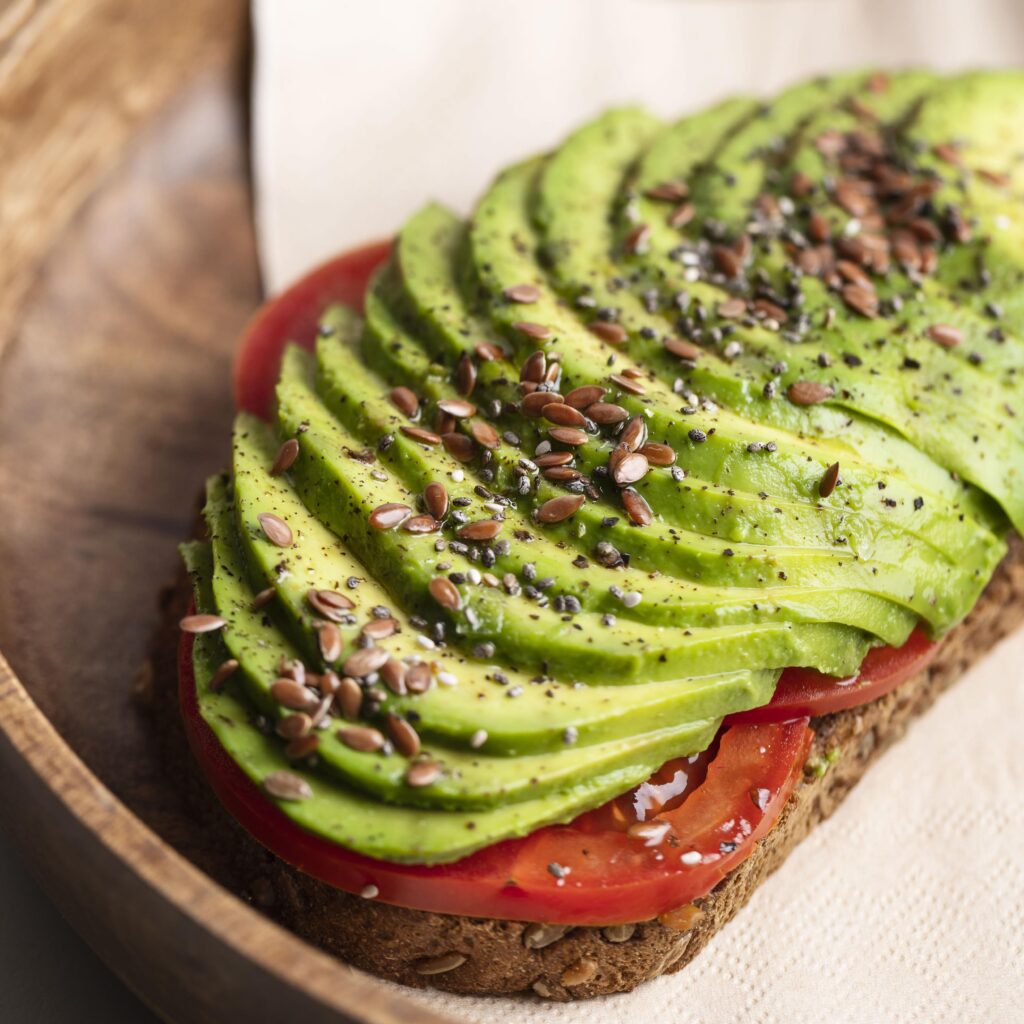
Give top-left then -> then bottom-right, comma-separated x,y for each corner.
149,534 -> 1023,1001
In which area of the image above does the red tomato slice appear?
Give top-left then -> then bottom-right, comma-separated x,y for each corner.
234,240 -> 391,418
725,627 -> 940,725
179,622 -> 811,925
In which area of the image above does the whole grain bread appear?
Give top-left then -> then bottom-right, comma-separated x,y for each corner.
148,535 -> 1024,1001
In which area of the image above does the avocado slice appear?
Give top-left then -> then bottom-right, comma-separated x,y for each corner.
203,479 -> 725,810
227,412 -> 779,756
186,541 -> 725,862
277,343 -> 874,678
395,179 -> 994,631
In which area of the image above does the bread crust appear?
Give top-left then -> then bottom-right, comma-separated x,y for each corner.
149,535 -> 1024,1001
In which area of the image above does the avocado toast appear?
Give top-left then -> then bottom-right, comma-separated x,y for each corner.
170,69 -> 1024,999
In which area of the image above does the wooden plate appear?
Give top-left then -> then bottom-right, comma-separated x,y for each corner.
0,3 -> 450,1021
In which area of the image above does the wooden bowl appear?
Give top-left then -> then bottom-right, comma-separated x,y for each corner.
0,3 -> 449,1020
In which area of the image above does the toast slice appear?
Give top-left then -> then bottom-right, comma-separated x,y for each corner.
148,533 -> 1023,1001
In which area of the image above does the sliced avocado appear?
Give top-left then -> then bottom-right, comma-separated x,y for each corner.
278,343 -> 873,678
227,411 -> 780,756
394,185 -> 989,630
186,541 -> 719,862
204,481 -> 724,810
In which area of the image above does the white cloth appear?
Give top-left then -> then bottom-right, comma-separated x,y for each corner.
253,3 -> 1024,1018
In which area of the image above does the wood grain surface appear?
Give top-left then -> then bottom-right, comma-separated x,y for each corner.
0,2 -> 452,1021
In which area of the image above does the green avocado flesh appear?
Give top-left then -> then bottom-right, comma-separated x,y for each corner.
185,69 -> 1020,865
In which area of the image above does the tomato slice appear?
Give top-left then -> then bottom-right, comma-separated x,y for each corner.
725,627 -> 940,725
234,240 -> 391,418
179,623 -> 811,925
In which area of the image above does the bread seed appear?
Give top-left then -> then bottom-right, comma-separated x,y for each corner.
179,614 -> 226,634
414,952 -> 466,975
263,771 -> 312,801
787,380 -> 835,406
818,462 -> 840,498
257,513 -> 292,547
270,438 -> 300,476
368,503 -> 411,530
337,726 -> 385,752
560,957 -> 599,987
537,494 -> 585,523
389,386 -> 419,418
658,903 -> 704,931
523,923 -> 572,949
386,714 -> 421,758
602,923 -> 636,943
362,617 -> 399,642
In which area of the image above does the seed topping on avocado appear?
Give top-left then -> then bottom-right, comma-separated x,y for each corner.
818,462 -> 841,499
257,512 -> 293,548
269,437 -> 300,476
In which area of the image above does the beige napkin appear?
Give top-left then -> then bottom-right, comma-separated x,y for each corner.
253,2 -> 1024,1018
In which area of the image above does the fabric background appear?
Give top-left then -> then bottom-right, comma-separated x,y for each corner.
253,3 -> 1024,1019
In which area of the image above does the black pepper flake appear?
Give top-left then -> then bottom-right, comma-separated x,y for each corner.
913,497 -> 924,510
